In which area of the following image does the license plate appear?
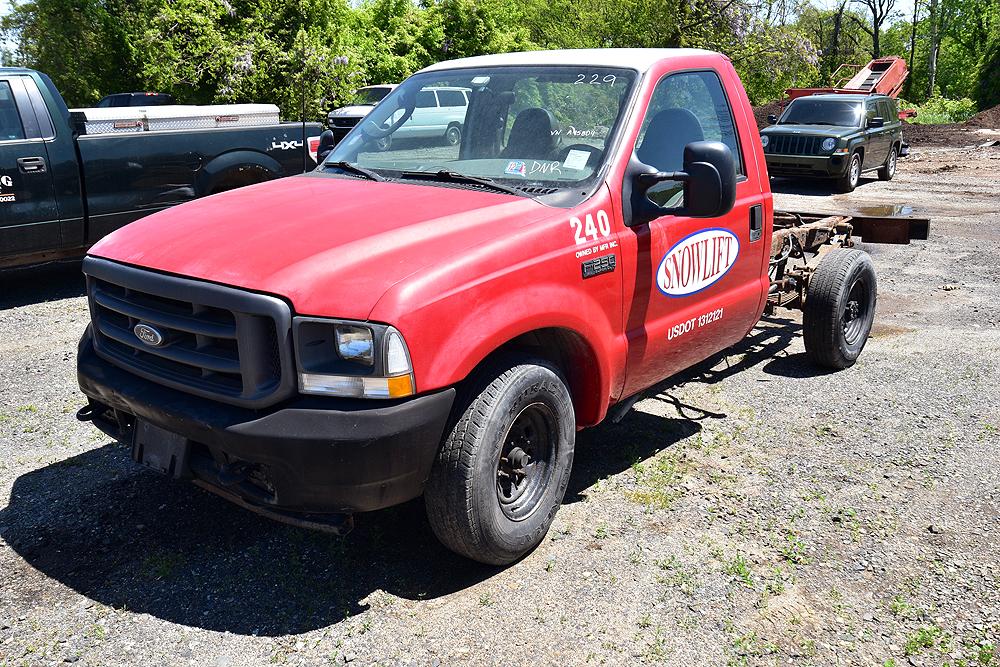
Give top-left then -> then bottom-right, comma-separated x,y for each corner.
132,419 -> 190,478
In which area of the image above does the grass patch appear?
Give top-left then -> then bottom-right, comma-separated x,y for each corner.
724,553 -> 755,588
625,451 -> 687,509
654,555 -> 696,595
905,625 -> 949,656
140,550 -> 184,579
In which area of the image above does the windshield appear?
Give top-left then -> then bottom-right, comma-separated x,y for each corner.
351,87 -> 392,106
324,66 -> 638,194
779,99 -> 861,127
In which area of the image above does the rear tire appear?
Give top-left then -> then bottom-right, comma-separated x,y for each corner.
803,248 -> 877,369
836,152 -> 862,193
424,358 -> 575,565
445,124 -> 462,146
878,145 -> 898,181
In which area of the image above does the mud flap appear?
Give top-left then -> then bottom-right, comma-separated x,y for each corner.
132,419 -> 191,479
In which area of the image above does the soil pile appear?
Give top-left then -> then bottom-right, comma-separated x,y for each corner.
964,104 -> 1000,128
903,104 -> 1000,147
753,101 -> 784,129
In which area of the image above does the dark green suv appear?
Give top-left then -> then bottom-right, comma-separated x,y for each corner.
760,94 -> 903,192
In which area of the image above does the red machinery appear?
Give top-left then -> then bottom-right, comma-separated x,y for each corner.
784,56 -> 914,117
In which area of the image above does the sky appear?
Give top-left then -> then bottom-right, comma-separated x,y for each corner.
0,0 -> 11,52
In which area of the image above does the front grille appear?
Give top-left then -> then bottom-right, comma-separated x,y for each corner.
329,117 -> 361,129
84,257 -> 295,409
764,134 -> 825,156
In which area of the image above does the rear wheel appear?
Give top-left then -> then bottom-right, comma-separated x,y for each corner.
803,248 -> 877,369
878,145 -> 898,181
445,124 -> 462,146
836,152 -> 862,192
424,359 -> 575,565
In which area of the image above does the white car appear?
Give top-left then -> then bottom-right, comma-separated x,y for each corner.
384,86 -> 471,147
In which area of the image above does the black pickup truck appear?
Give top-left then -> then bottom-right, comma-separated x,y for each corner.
1,68 -> 322,269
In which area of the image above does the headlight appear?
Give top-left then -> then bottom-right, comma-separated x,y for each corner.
821,137 -> 837,152
760,135 -> 769,148
335,324 -> 374,365
294,317 -> 415,399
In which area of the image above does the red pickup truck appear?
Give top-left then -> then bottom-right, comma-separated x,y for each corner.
76,49 -> 923,565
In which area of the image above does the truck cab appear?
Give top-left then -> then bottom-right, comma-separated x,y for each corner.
77,49 -> 888,565
0,67 -> 320,270
0,69 -> 84,264
760,93 -> 903,192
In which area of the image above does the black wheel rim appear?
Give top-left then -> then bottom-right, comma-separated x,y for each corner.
842,276 -> 871,344
496,402 -> 557,521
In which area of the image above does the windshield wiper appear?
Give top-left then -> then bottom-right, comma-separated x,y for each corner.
398,170 -> 524,196
324,161 -> 385,182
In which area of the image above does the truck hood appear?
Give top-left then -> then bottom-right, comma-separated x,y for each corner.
328,105 -> 374,118
89,174 -> 550,319
761,124 -> 858,138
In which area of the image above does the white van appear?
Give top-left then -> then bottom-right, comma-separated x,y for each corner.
381,86 -> 471,148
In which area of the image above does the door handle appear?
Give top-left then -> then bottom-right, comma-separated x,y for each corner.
17,156 -> 46,174
749,204 -> 763,243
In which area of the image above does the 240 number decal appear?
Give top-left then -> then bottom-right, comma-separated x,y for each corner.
569,210 -> 611,245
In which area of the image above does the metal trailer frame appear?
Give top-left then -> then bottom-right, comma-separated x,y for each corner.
766,210 -> 930,314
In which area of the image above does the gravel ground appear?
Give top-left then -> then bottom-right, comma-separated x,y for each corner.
1,145 -> 998,667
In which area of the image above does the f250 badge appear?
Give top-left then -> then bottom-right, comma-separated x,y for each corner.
0,175 -> 15,203
657,228 -> 739,297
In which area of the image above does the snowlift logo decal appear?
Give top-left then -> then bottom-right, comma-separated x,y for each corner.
656,228 -> 739,297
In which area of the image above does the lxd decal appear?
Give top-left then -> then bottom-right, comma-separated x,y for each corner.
656,228 -> 739,297
0,175 -> 15,203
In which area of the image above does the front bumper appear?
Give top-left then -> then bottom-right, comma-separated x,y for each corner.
77,329 -> 455,515
765,153 -> 847,178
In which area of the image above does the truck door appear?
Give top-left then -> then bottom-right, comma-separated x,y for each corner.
0,76 -> 60,260
864,99 -> 890,167
618,69 -> 766,396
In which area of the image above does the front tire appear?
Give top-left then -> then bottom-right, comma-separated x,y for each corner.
836,152 -> 862,192
803,248 -> 877,369
424,359 -> 575,565
878,145 -> 898,181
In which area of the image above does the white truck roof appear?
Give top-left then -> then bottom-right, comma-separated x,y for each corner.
420,48 -> 719,74
69,104 -> 281,135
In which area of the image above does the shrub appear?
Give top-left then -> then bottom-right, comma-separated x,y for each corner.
899,95 -> 978,125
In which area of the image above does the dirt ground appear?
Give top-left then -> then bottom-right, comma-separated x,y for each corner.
1,144 -> 998,667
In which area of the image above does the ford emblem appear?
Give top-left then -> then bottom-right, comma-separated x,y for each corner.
134,323 -> 164,347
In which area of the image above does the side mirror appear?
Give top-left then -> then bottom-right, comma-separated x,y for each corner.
624,141 -> 737,227
869,117 -> 885,128
767,114 -> 778,124
316,130 -> 336,163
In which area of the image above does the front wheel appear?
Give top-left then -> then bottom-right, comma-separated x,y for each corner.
836,152 -> 862,192
424,359 -> 575,565
803,248 -> 877,369
878,145 -> 898,181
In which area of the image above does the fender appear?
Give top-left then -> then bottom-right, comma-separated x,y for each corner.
390,280 -> 625,427
195,150 -> 284,196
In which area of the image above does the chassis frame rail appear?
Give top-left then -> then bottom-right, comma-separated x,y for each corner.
767,209 -> 930,312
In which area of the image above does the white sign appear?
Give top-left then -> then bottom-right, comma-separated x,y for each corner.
656,228 -> 739,297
